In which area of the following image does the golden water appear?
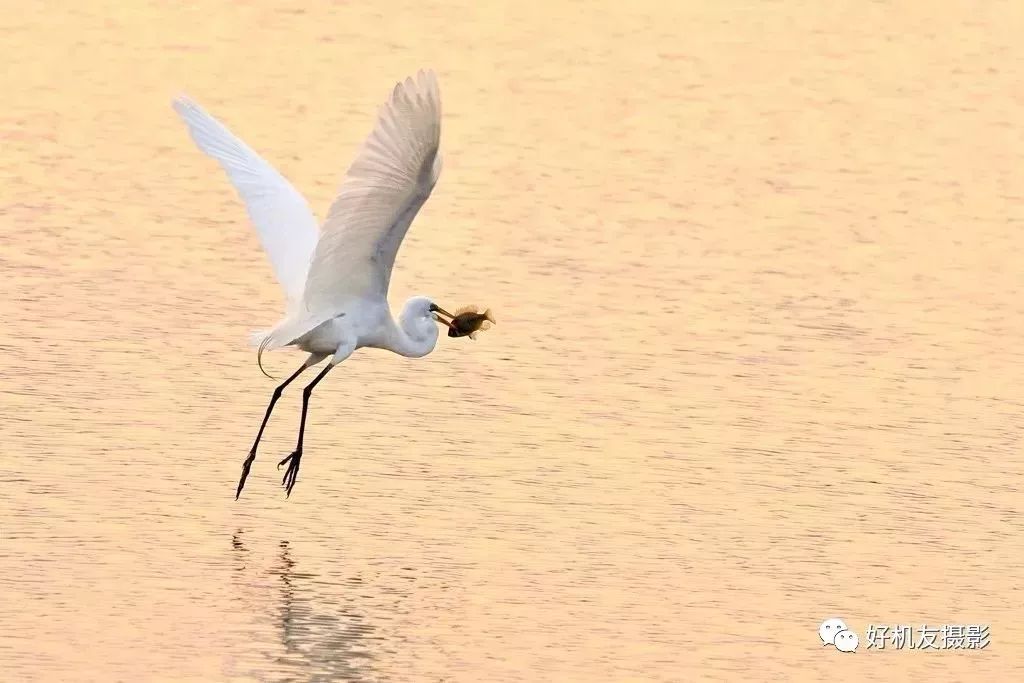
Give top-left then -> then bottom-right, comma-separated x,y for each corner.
2,1 -> 1023,680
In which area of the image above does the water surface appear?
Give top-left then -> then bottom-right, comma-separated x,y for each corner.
2,1 -> 1023,680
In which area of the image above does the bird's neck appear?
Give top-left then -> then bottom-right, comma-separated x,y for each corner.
388,317 -> 438,358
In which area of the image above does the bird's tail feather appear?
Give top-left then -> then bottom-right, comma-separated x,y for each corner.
251,310 -> 343,377
248,328 -> 272,349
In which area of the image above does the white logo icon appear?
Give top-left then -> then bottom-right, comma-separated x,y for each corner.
819,617 -> 858,653
819,617 -> 848,646
835,630 -> 859,653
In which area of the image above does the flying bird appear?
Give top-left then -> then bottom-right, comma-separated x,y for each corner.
172,69 -> 460,498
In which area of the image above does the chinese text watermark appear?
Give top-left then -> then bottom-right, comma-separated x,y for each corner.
819,617 -> 990,654
864,623 -> 990,650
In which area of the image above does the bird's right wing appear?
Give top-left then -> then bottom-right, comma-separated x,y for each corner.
172,95 -> 319,309
299,69 -> 442,316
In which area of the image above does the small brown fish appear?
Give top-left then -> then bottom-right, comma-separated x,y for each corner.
439,305 -> 496,339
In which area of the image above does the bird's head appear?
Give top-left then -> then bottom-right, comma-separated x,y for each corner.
399,296 -> 456,340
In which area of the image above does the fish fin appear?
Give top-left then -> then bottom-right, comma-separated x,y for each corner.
469,331 -> 478,340
479,321 -> 492,331
483,308 -> 496,324
454,304 -> 478,316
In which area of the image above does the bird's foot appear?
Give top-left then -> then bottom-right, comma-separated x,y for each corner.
236,450 -> 256,500
277,449 -> 303,498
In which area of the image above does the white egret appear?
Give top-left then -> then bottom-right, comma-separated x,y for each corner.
173,69 -> 461,498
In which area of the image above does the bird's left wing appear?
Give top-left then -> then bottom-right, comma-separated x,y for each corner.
299,69 -> 442,315
172,95 -> 320,310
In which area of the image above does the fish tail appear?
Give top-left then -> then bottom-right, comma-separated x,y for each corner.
483,308 -> 495,324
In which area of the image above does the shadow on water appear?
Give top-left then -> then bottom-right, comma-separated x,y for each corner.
231,531 -> 377,682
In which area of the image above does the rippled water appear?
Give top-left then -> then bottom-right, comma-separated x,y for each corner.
2,1 -> 1024,680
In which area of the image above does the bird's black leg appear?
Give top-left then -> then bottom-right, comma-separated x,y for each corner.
237,358 -> 319,500
278,363 -> 334,498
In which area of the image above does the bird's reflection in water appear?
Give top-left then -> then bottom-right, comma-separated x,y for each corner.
231,531 -> 377,682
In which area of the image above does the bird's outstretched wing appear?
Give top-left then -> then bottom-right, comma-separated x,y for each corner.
172,96 -> 319,309
299,69 -> 443,315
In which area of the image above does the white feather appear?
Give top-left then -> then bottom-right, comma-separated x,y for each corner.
301,69 -> 443,318
171,95 -> 319,311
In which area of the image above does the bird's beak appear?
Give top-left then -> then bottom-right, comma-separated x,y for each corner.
430,304 -> 456,329
430,304 -> 455,320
